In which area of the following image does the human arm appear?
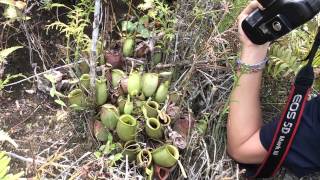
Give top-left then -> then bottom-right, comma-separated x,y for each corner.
227,1 -> 270,164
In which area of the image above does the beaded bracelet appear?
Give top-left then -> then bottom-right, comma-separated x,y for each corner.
236,57 -> 269,73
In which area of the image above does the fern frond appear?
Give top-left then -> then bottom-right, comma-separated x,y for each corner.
0,152 -> 23,180
0,46 -> 23,62
0,129 -> 18,148
268,44 -> 303,78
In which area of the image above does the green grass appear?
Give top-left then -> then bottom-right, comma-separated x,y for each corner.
218,0 -> 249,32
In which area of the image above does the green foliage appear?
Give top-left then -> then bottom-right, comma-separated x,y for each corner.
0,130 -> 23,180
94,135 -> 123,166
218,0 -> 249,32
121,18 -> 152,38
0,74 -> 24,91
46,0 -> 94,63
0,0 -> 30,21
0,46 -> 22,63
268,44 -> 304,78
0,129 -> 18,148
43,74 -> 67,108
40,0 -> 72,11
267,17 -> 320,78
0,152 -> 24,180
0,46 -> 24,91
138,0 -> 176,43
0,0 -> 14,6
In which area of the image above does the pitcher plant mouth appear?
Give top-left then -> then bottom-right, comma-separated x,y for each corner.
147,118 -> 160,130
145,117 -> 163,139
101,104 -> 119,112
147,101 -> 159,109
152,144 -> 180,167
166,145 -> 179,160
68,89 -> 83,98
142,101 -> 160,118
136,91 -> 146,101
158,113 -> 171,126
137,149 -> 152,167
123,140 -> 141,161
80,74 -> 90,80
96,78 -> 107,84
116,114 -> 138,141
124,140 -> 140,151
120,114 -> 137,126
68,89 -> 87,108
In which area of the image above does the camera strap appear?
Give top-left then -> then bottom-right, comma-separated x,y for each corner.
253,28 -> 320,178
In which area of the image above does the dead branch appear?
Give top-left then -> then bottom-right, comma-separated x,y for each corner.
89,0 -> 102,100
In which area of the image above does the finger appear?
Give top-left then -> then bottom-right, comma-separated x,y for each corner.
240,1 -> 263,16
237,14 -> 247,31
238,15 -> 246,34
245,1 -> 263,14
237,14 -> 246,23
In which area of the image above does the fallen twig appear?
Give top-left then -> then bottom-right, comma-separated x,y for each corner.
4,60 -> 84,87
54,152 -> 92,180
5,151 -> 70,168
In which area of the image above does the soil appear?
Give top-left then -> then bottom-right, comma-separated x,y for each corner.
0,4 -> 97,177
0,0 -> 142,177
0,81 -> 97,177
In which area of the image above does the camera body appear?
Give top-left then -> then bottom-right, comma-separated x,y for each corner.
242,0 -> 320,45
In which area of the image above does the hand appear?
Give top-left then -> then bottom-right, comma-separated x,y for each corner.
238,1 -> 270,64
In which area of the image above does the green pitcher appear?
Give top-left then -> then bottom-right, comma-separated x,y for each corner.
68,89 -> 86,108
158,111 -> 171,126
137,148 -> 153,168
122,37 -> 135,57
142,101 -> 160,118
80,74 -> 90,90
116,114 -> 138,141
111,69 -> 126,88
128,71 -> 141,96
124,95 -> 134,115
152,144 -> 179,167
141,73 -> 159,97
100,104 -> 119,130
117,96 -> 126,114
96,78 -> 108,106
155,81 -> 170,103
94,120 -> 110,142
145,118 -> 163,139
122,140 -> 141,161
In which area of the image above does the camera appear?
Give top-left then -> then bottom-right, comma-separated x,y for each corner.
242,0 -> 320,45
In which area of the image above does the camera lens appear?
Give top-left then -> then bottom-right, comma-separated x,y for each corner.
257,0 -> 277,8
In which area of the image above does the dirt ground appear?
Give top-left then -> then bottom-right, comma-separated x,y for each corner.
0,1 -> 136,177
1,1 -> 315,179
0,10 -> 96,177
0,79 -> 97,176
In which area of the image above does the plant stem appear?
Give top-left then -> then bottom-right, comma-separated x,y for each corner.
90,0 -> 102,102
66,36 -> 70,64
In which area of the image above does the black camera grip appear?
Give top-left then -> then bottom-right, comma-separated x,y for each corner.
243,0 -> 320,45
257,0 -> 277,8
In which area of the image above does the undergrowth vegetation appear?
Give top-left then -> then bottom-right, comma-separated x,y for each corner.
268,17 -> 320,79
1,0 -> 320,179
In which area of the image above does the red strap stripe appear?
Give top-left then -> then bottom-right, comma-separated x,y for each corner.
254,85 -> 296,177
271,88 -> 311,176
